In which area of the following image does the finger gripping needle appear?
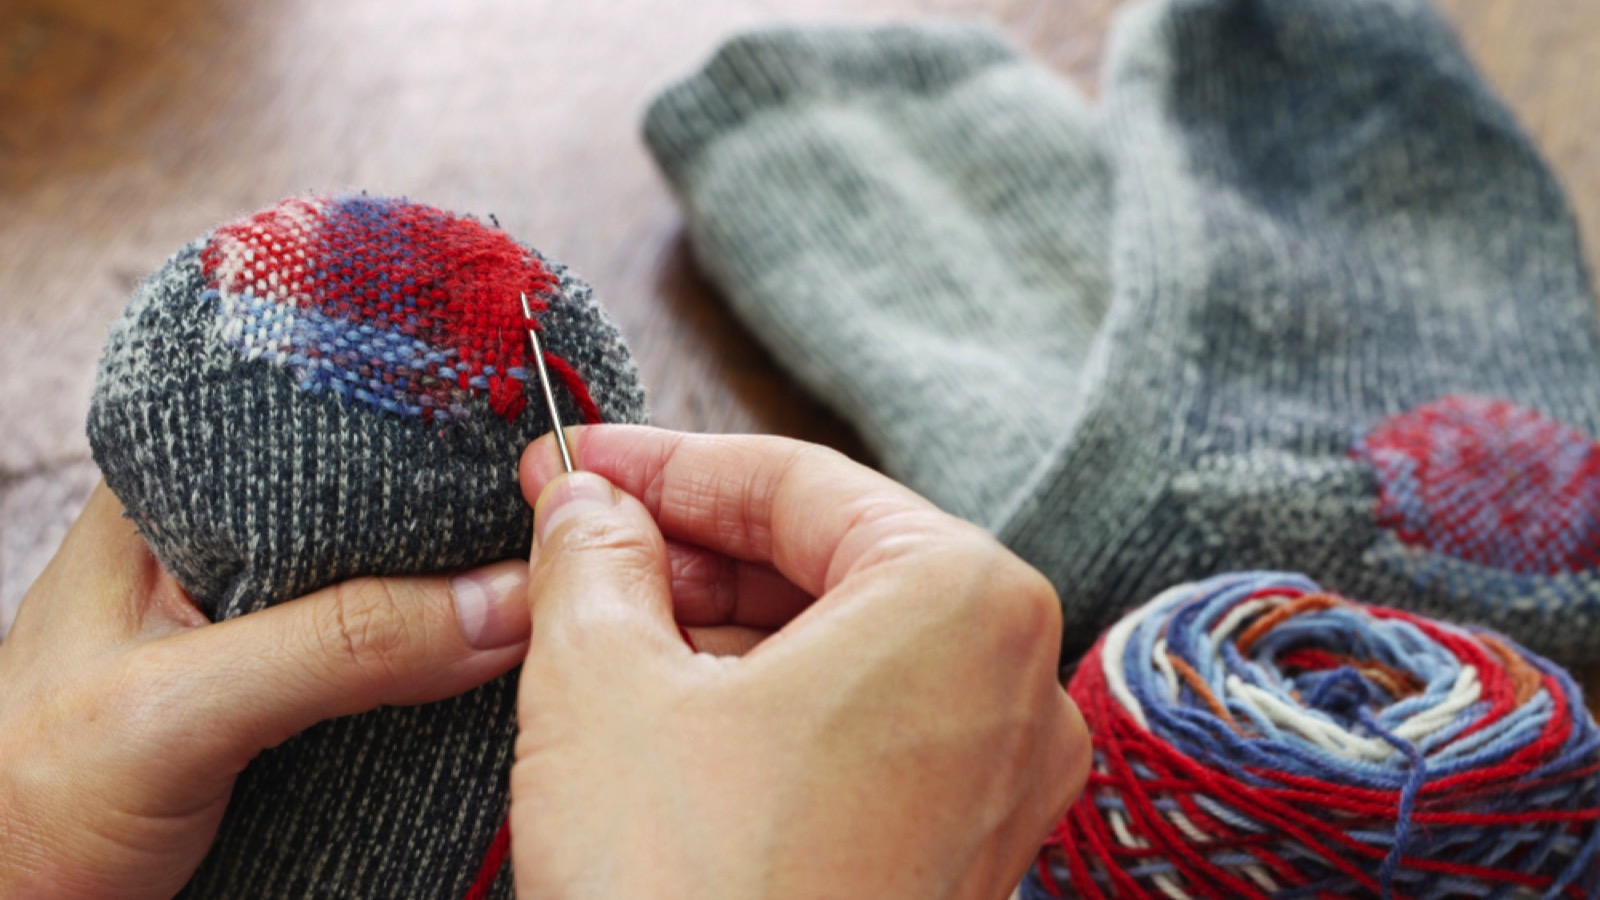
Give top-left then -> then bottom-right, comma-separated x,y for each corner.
521,292 -> 576,474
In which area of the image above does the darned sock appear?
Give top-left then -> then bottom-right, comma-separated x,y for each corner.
645,25 -> 1112,525
995,0 -> 1600,662
89,195 -> 647,897
645,0 -> 1600,663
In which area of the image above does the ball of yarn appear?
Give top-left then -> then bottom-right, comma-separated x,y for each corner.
1026,571 -> 1600,899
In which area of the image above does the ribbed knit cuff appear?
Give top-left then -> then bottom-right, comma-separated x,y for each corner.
643,24 -> 1024,185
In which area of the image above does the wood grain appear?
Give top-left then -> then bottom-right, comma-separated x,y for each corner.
2,0 -> 1598,708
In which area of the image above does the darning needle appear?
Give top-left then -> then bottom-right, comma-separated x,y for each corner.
521,292 -> 576,473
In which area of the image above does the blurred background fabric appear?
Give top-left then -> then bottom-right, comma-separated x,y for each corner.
3,0 -> 1598,642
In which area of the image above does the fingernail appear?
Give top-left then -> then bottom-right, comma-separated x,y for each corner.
535,471 -> 620,545
451,561 -> 529,649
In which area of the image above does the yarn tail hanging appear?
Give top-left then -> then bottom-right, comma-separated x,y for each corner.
1025,572 -> 1600,899
461,616 -> 701,897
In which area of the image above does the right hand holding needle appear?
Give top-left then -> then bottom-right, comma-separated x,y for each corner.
509,425 -> 1092,899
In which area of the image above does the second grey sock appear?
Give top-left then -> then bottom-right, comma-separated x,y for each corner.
646,25 -> 1112,525
993,0 -> 1600,661
647,1 -> 1600,663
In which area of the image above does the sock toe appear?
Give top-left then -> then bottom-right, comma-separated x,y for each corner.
88,194 -> 646,897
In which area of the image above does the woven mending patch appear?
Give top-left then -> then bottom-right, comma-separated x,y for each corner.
91,191 -> 636,614
1354,395 -> 1600,575
200,195 -> 560,422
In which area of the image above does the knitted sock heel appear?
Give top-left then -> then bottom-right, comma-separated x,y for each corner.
88,195 -> 647,897
645,24 -> 1112,525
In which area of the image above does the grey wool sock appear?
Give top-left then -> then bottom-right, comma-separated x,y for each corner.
88,195 -> 647,897
645,0 -> 1600,663
645,24 -> 1112,525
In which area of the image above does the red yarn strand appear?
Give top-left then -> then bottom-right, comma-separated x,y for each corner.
544,352 -> 603,424
1035,575 -> 1600,899
463,818 -> 512,900
461,576 -> 698,900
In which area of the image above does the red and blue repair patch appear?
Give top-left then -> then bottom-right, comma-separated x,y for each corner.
199,195 -> 597,423
1353,395 -> 1600,574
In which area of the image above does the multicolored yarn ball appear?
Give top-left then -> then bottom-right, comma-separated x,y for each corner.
1025,572 -> 1600,900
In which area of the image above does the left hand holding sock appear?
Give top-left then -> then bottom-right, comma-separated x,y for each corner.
0,484 -> 530,899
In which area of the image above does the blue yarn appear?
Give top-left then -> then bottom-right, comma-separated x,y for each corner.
1027,572 -> 1600,899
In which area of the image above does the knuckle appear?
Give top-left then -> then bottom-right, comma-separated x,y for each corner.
947,539 -> 1063,653
553,517 -> 660,573
317,577 -> 413,684
737,432 -> 834,464
782,439 -> 850,471
1030,691 -> 1093,824
716,437 -> 834,555
994,557 -> 1063,636
841,505 -> 960,572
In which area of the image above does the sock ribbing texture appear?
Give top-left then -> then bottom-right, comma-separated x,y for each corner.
644,1 -> 1600,662
89,195 -> 647,897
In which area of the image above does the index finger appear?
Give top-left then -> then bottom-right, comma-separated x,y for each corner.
519,426 -> 946,599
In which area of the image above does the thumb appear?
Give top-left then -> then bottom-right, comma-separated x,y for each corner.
528,471 -> 681,660
157,563 -> 531,760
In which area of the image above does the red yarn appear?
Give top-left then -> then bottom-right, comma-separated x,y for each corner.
1033,578 -> 1600,899
464,819 -> 512,900
199,195 -> 601,427
1354,395 -> 1600,574
544,352 -> 604,424
461,584 -> 700,897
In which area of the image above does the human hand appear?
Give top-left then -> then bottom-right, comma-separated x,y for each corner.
510,426 -> 1091,899
0,485 -> 532,899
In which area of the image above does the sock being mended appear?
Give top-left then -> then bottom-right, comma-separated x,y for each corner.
644,0 -> 1600,663
88,195 -> 648,898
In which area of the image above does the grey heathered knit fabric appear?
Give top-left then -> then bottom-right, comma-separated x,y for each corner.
644,0 -> 1600,663
646,24 -> 1112,525
88,195 -> 646,897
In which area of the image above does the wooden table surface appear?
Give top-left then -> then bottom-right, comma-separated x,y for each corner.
3,0 -> 1598,714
